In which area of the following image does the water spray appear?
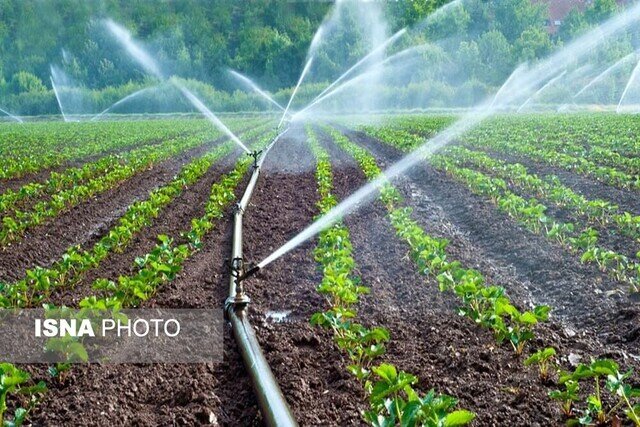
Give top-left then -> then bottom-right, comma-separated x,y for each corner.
227,69 -> 285,111
278,56 -> 314,129
617,56 -> 640,113
307,27 -> 407,107
91,85 -> 158,121
104,19 -> 164,80
0,107 -> 23,123
175,82 -> 252,154
574,51 -> 637,99
50,75 -> 68,122
517,70 -> 567,113
294,45 -> 426,120
256,0 -> 640,272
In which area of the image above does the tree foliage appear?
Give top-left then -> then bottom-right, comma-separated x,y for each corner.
0,0 -> 633,115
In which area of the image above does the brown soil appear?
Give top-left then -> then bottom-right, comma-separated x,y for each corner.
450,150 -> 640,261
13,124 -> 640,426
0,136 -> 232,284
477,148 -> 640,216
342,128 -> 640,353
0,133 -> 182,194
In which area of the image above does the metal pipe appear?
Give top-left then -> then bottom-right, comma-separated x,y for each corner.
225,127 -> 297,427
228,308 -> 297,427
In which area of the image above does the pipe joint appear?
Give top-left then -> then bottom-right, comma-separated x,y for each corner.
232,202 -> 244,216
226,257 -> 252,312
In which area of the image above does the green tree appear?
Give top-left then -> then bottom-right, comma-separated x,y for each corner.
9,71 -> 46,93
515,27 -> 553,63
456,40 -> 481,80
585,0 -> 618,24
493,0 -> 548,43
477,30 -> 514,85
557,8 -> 588,41
386,0 -> 452,29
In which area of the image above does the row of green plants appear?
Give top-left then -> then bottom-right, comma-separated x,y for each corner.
374,113 -> 640,162
0,118 -> 270,246
1,155 -> 123,216
327,126 -> 550,356
357,118 -> 640,291
0,122 -> 274,308
366,114 -> 640,191
0,131 -> 222,245
0,130 -> 275,427
0,120 -> 264,217
0,141 -> 234,307
431,154 -> 640,293
0,119 -> 232,180
78,130 -> 275,309
463,133 -> 639,191
458,115 -> 640,172
334,125 -> 640,425
440,147 -> 640,242
306,126 -> 475,427
0,363 -> 47,427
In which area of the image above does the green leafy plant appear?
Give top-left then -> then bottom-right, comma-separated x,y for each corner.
524,347 -> 556,382
557,359 -> 640,426
364,364 -> 475,427
0,363 -> 46,425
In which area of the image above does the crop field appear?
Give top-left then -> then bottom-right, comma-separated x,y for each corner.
4,0 -> 640,425
0,112 -> 639,426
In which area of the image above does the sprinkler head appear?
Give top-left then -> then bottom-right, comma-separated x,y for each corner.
228,257 -> 252,309
249,150 -> 262,169
237,263 -> 260,284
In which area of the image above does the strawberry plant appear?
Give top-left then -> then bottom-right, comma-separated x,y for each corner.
79,129 -> 276,307
556,359 -> 640,426
364,364 -> 475,427
549,378 -> 580,417
524,347 -> 556,382
0,363 -> 46,425
306,126 -> 473,424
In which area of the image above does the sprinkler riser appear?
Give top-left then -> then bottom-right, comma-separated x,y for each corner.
222,127 -> 297,425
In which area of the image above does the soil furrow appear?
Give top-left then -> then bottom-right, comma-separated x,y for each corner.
28,160 -> 253,427
477,148 -> 640,216
243,125 -> 361,426
46,147 -> 245,307
340,128 -> 640,355
0,136 -> 229,283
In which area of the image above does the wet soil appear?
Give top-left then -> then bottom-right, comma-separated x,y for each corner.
28,152 -> 252,427
450,151 -> 640,261
0,133 -> 185,194
342,128 -> 640,352
478,148 -> 640,216
0,136 -> 232,284
14,124 -> 640,426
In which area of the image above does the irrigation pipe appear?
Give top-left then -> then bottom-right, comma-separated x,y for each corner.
224,127 -> 297,427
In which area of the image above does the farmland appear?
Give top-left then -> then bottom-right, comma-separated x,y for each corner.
1,112 -> 639,425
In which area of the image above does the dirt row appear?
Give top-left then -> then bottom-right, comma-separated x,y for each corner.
28,143 -> 254,426
345,129 -> 640,351
451,148 -> 640,267
471,147 -> 640,217
0,131 -> 195,194
0,134 -> 248,284
16,124 -> 640,425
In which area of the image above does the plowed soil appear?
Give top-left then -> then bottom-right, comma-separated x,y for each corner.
10,124 -> 640,426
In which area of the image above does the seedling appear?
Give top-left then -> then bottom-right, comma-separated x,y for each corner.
524,347 -> 556,382
550,378 -> 580,417
558,359 -> 640,426
364,364 -> 475,427
492,301 -> 550,355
